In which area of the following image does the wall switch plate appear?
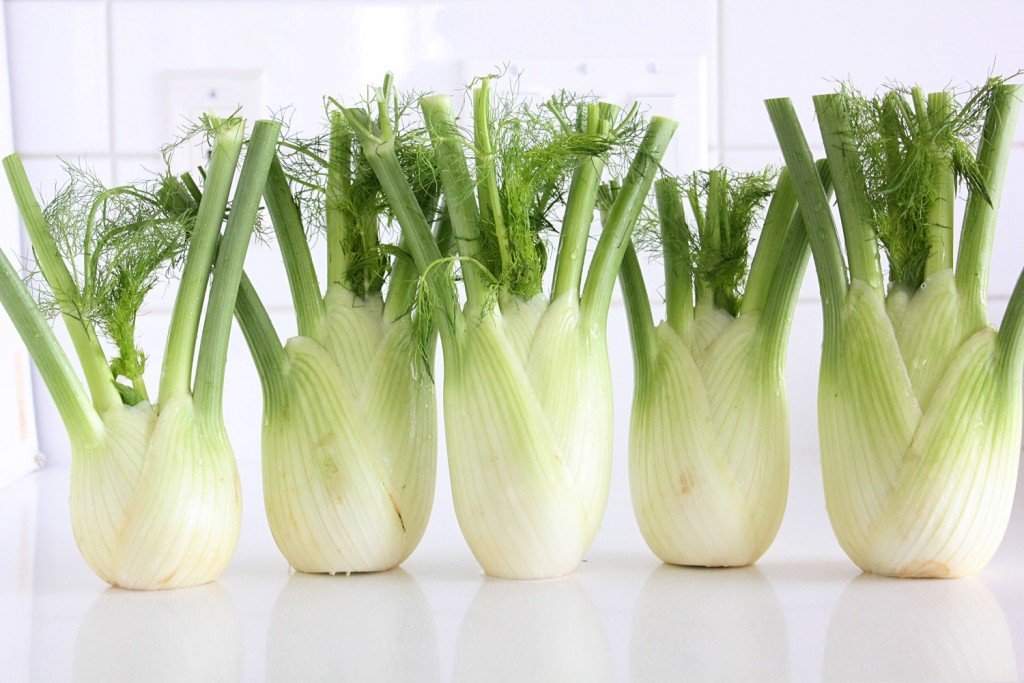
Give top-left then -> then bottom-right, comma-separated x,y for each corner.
163,70 -> 265,174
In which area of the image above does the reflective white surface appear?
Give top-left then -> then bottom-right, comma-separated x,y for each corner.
2,465 -> 1023,683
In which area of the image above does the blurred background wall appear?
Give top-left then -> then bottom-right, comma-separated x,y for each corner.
5,0 -> 1024,558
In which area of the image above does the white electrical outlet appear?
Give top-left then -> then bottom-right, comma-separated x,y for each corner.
163,71 -> 265,174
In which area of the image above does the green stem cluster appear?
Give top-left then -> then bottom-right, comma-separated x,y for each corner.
0,117 -> 280,444
925,90 -> 956,275
956,84 -> 1022,328
551,102 -> 620,301
420,93 -> 489,310
326,110 -> 354,287
263,156 -> 325,338
656,179 -> 694,336
193,121 -> 281,419
235,90 -> 451,400
343,123 -> 460,344
159,120 -> 248,404
812,94 -> 884,293
4,156 -> 122,416
766,81 -> 1024,364
619,161 -> 831,378
578,119 -> 677,328
0,248 -> 101,442
345,76 -> 677,348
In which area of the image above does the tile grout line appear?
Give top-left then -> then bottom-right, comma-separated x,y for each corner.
720,142 -> 1024,153
25,140 -> 1024,161
105,0 -> 116,178
715,0 -> 724,153
18,152 -> 157,160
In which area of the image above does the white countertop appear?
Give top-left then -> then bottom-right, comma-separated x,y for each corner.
2,465 -> 1022,682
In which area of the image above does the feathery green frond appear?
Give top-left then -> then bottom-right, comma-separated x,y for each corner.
836,76 -> 1018,287
461,78 -> 643,299
272,93 -> 441,298
27,162 -> 193,402
636,167 -> 774,316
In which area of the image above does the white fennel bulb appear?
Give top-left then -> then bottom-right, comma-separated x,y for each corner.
258,288 -> 436,572
769,78 -> 1024,577
347,75 -> 677,577
443,294 -> 612,576
70,397 -> 240,588
0,117 -> 279,589
819,274 -> 1021,577
232,116 -> 443,574
623,167 -> 824,566
630,313 -> 788,566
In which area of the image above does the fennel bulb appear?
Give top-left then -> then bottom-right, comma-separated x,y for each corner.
253,285 -> 437,573
0,117 -> 279,589
228,109 -> 443,573
69,396 -> 239,589
441,293 -> 613,577
347,76 -> 677,578
622,166 -> 829,566
768,78 -> 1024,577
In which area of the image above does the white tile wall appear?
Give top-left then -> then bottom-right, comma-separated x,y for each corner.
719,0 -> 1024,149
3,0 -> 1024,562
6,0 -> 110,154
106,0 -> 718,153
0,2 -> 37,489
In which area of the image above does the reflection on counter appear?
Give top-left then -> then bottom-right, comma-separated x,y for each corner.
824,573 -> 1017,681
454,575 -> 612,682
631,564 -> 789,681
73,582 -> 242,682
266,569 -> 439,682
0,475 -> 38,681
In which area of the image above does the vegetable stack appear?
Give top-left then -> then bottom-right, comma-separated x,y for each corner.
768,78 -> 1023,577
620,162 -> 830,567
0,116 -> 280,589
346,76 -> 677,578
224,98 -> 445,575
